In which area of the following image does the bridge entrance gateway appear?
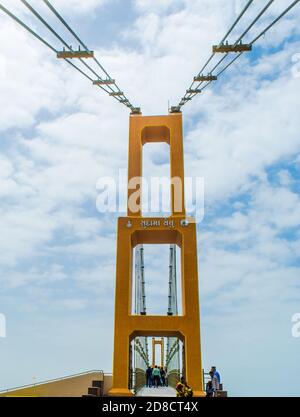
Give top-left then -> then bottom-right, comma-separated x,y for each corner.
108,112 -> 204,397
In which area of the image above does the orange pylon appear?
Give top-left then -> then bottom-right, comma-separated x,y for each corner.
109,112 -> 204,396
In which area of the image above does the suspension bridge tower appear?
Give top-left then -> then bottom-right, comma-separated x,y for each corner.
109,110 -> 204,397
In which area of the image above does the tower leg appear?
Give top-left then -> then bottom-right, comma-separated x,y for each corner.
185,334 -> 205,397
109,332 -> 133,397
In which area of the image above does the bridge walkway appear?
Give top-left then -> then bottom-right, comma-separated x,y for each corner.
137,386 -> 176,397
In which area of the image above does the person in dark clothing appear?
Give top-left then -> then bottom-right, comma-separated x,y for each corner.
160,367 -> 166,386
209,370 -> 219,396
146,366 -> 153,388
164,367 -> 168,387
206,380 -> 214,397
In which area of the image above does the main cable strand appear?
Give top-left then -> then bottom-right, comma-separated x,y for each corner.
0,2 -> 125,105
41,0 -> 134,109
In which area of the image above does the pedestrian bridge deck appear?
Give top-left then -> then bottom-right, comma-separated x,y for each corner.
137,387 -> 176,397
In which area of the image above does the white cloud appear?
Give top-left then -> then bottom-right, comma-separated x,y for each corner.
0,158 -> 13,178
134,0 -> 182,13
0,0 -> 108,17
48,0 -> 108,14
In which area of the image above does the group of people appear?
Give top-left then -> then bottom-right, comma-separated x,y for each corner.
145,365 -> 168,388
176,365 -> 222,398
176,366 -> 221,397
145,364 -> 221,397
206,366 -> 221,397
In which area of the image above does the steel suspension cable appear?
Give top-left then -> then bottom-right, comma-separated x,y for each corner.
182,0 -> 255,105
236,0 -> 275,45
205,0 -> 300,97
0,3 -> 56,52
19,0 -> 120,100
220,0 -> 255,44
41,0 -> 133,108
250,0 -> 300,45
181,0 -> 274,105
0,3 -> 127,106
178,0 -> 300,108
186,0 -> 275,102
0,1 -> 137,109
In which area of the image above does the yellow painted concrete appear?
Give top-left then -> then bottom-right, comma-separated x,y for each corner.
127,113 -> 185,217
109,113 -> 204,397
103,374 -> 113,395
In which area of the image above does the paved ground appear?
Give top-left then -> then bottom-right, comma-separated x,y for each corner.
137,387 -> 176,397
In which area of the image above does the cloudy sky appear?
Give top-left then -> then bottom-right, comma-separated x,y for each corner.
0,0 -> 300,397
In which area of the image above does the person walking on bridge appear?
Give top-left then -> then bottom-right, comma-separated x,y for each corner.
160,367 -> 166,386
146,366 -> 152,388
152,366 -> 161,388
164,368 -> 168,387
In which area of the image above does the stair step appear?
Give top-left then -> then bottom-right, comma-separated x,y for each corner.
88,387 -> 101,397
92,380 -> 103,388
216,390 -> 228,397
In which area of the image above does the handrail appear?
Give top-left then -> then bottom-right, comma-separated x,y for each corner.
0,370 -> 104,394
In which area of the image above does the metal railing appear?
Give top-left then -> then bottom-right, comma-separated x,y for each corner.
203,371 -> 211,388
203,371 -> 225,394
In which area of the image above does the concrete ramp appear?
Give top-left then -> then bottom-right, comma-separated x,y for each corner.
0,371 -> 104,397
